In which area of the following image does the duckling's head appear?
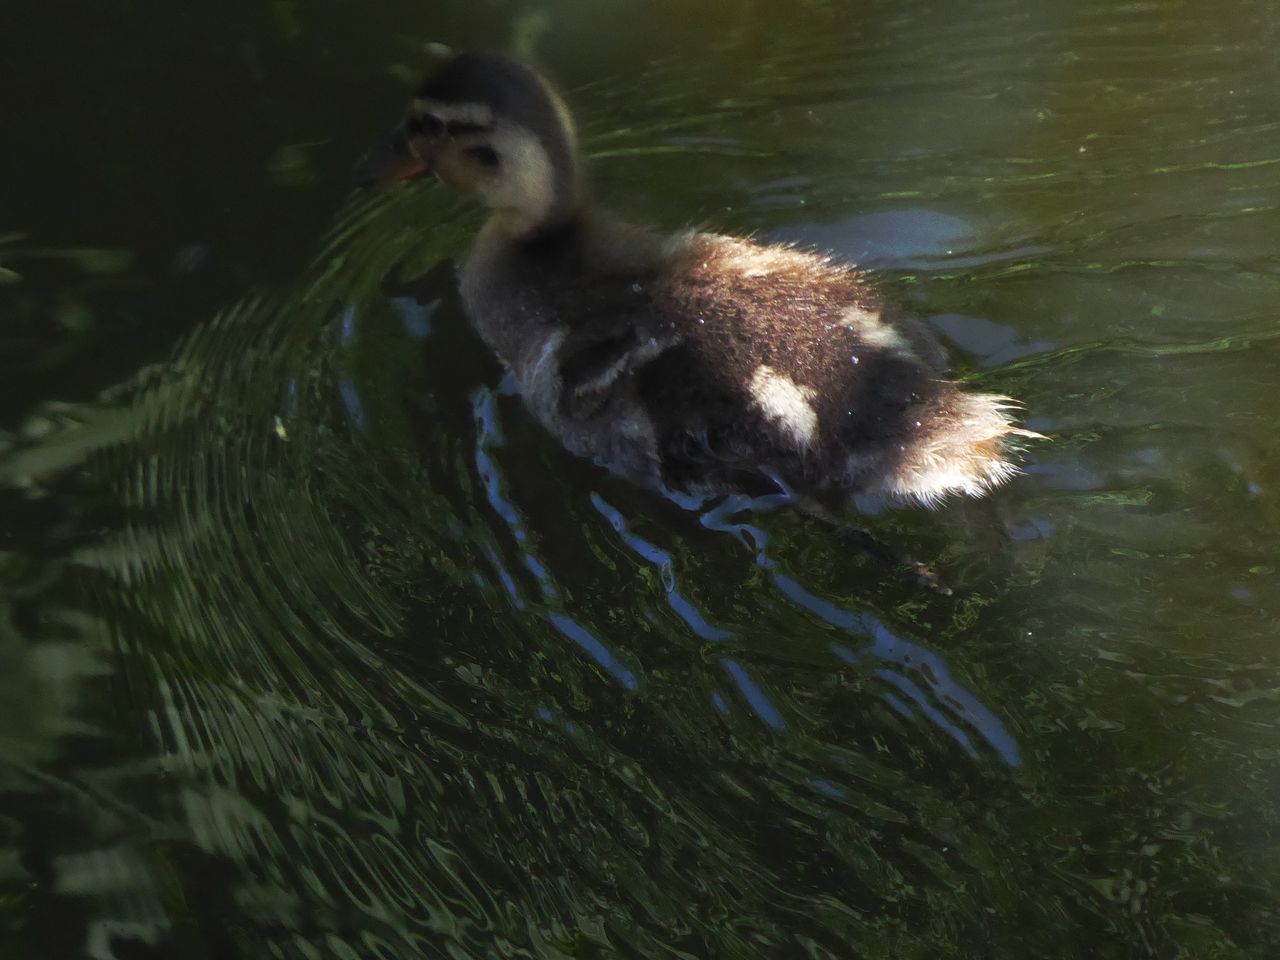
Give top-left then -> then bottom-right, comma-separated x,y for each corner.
359,52 -> 580,236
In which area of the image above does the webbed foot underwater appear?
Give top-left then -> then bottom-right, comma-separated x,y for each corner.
360,51 -> 1038,506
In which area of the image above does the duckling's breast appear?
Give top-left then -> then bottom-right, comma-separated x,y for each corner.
458,222 -> 668,476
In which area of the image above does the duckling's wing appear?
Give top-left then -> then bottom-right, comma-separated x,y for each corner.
557,319 -> 643,416
556,310 -> 679,419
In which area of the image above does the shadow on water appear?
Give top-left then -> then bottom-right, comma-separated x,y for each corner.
5,0 -> 1280,957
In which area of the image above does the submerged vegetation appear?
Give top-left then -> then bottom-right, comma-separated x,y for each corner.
3,1 -> 1280,956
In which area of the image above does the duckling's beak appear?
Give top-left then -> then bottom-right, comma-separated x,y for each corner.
355,129 -> 430,186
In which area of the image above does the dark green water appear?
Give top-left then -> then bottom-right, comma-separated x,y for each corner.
4,1 -> 1280,957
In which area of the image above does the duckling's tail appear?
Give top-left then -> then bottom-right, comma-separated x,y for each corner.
879,389 -> 1042,507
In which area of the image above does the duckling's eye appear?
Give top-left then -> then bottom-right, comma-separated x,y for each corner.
408,114 -> 443,137
465,145 -> 500,167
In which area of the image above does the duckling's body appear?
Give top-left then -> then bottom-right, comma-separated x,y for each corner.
363,52 -> 1031,505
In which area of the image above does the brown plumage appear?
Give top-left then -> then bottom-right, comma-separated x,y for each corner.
360,51 -> 1037,506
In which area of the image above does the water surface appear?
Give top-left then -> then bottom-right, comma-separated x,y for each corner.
4,0 -> 1280,957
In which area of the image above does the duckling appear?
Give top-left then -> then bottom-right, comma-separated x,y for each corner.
359,52 -> 1035,505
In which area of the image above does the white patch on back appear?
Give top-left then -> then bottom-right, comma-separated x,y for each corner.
840,306 -> 915,358
714,238 -> 813,277
749,365 -> 819,448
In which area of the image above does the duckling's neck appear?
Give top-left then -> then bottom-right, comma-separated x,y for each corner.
489,134 -> 581,240
492,175 -> 582,240
489,84 -> 583,240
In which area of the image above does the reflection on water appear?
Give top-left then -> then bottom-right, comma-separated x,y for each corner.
5,0 -> 1280,956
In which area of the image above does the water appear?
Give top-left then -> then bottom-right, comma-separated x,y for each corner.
4,0 -> 1280,956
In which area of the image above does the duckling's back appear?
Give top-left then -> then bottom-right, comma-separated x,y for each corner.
460,216 -> 1027,505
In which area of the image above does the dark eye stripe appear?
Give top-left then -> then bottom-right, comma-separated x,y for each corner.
445,120 -> 488,136
465,145 -> 500,167
407,114 -> 444,136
